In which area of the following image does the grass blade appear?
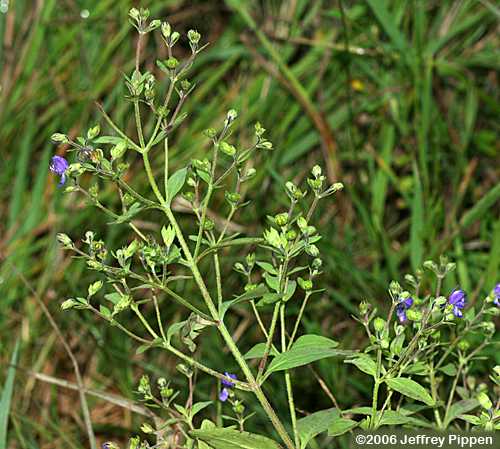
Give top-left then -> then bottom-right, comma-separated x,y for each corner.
0,339 -> 20,449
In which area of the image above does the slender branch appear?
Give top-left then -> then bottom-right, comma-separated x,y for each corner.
288,292 -> 311,349
281,304 -> 299,448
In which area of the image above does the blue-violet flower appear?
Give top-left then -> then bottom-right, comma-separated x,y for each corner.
49,155 -> 69,186
396,297 -> 413,323
448,289 -> 466,318
493,283 -> 500,307
219,372 -> 237,402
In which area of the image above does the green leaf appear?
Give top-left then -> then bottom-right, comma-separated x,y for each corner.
297,408 -> 339,449
0,339 -> 19,449
220,284 -> 269,317
438,363 -> 457,377
378,410 -> 432,428
166,167 -> 188,204
385,377 -> 435,406
191,401 -> 213,417
256,261 -> 278,275
191,427 -> 281,449
266,335 -> 351,374
244,343 -> 279,359
344,354 -> 377,378
444,399 -> 479,427
328,417 -> 358,437
457,414 -> 481,425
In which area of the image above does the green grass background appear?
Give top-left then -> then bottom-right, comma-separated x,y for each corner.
0,0 -> 499,447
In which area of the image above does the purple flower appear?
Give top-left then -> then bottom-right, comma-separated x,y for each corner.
396,297 -> 413,323
219,388 -> 229,402
493,283 -> 500,307
448,289 -> 466,318
219,372 -> 237,402
49,155 -> 69,186
221,372 -> 237,387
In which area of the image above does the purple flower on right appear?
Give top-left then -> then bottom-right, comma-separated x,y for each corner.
493,283 -> 500,307
448,289 -> 466,318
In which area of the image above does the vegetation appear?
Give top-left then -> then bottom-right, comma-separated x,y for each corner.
0,1 -> 498,448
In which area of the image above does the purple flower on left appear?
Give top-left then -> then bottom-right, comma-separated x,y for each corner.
396,297 -> 413,323
448,289 -> 466,318
49,155 -> 69,186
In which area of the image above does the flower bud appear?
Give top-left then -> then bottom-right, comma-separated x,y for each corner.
161,22 -> 171,39
226,109 -> 238,123
170,31 -> 180,46
165,57 -> 179,69
458,340 -> 470,351
225,192 -> 241,204
203,128 -> 217,139
373,317 -> 386,332
187,29 -> 201,44
358,301 -> 369,315
245,253 -> 255,268
148,19 -> 161,32
244,283 -> 257,292
286,230 -> 297,241
129,8 -> 140,20
140,423 -> 155,434
242,167 -> 256,180
57,233 -> 73,248
274,213 -> 289,227
51,133 -> 69,144
298,277 -> 313,291
86,124 -> 100,140
202,218 -> 214,231
219,141 -> 236,157
312,165 -> 322,178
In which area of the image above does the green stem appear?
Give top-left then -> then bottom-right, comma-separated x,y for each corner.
370,349 -> 383,429
162,206 -> 295,449
443,362 -> 463,425
429,362 -> 443,428
164,137 -> 169,197
257,303 -> 281,381
165,343 -> 251,391
288,292 -> 311,349
214,253 -> 223,310
194,182 -> 214,259
132,305 -> 159,340
143,151 -> 166,204
134,99 -> 146,148
281,304 -> 299,448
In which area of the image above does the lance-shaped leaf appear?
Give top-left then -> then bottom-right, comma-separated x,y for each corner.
384,377 -> 435,406
297,408 -> 339,449
191,427 -> 281,449
166,167 -> 187,204
265,335 -> 353,375
220,284 -> 269,318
